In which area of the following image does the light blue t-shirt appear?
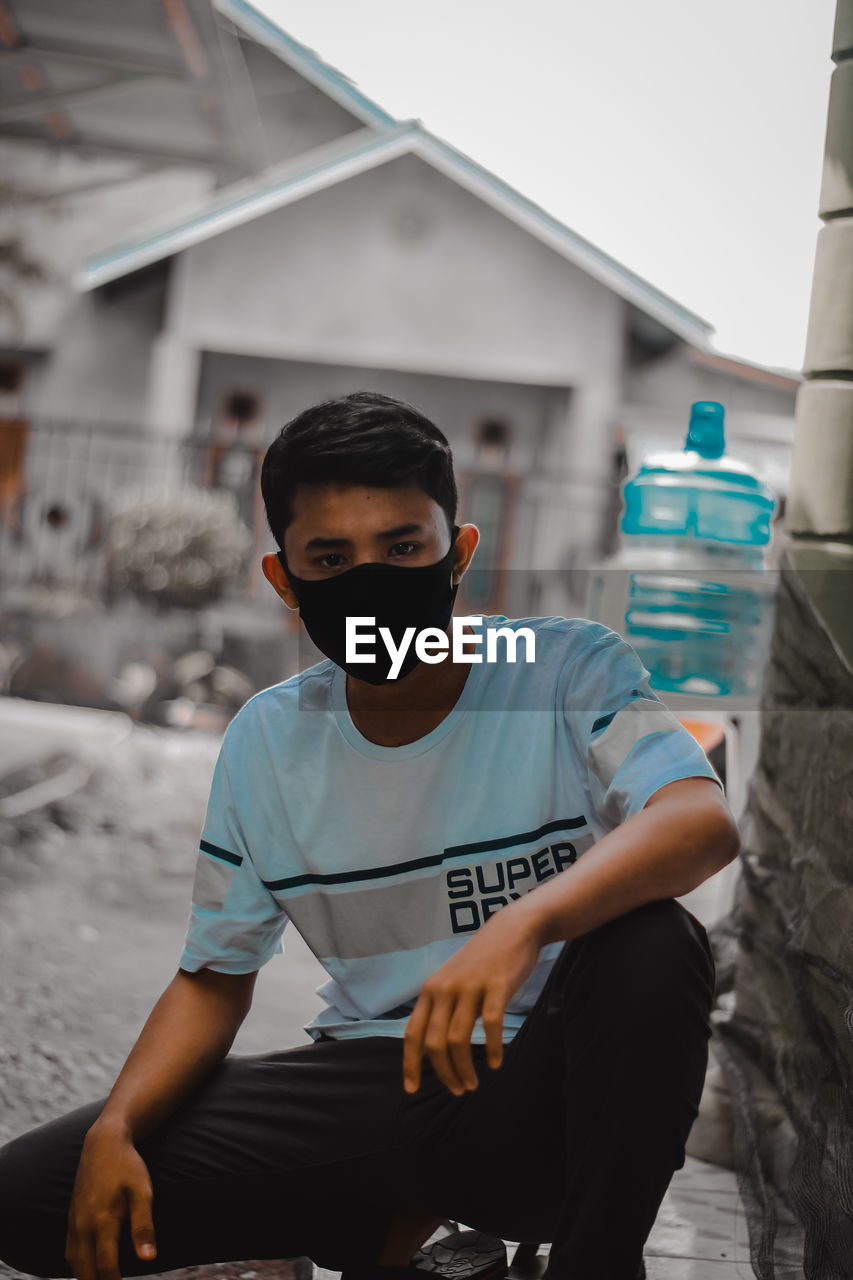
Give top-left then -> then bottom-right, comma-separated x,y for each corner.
179,615 -> 722,1043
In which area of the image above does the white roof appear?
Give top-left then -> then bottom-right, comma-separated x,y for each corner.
76,0 -> 714,348
78,116 -> 715,347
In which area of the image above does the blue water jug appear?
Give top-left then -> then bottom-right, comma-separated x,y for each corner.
618,401 -> 777,698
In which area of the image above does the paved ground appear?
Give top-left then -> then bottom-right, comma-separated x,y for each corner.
0,697 -> 752,1280
0,699 -> 130,782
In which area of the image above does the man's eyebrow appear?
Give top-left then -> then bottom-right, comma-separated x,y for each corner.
304,523 -> 425,551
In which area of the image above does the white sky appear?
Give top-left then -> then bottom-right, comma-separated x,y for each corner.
258,0 -> 838,373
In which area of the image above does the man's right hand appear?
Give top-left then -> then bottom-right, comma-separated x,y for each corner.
65,1124 -> 157,1280
60,967 -> 258,1280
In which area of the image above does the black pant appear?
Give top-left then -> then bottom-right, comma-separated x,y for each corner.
0,898 -> 715,1280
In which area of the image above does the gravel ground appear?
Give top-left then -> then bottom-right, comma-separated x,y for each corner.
0,722 -> 332,1280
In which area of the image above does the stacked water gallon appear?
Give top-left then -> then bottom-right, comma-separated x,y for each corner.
618,401 -> 778,698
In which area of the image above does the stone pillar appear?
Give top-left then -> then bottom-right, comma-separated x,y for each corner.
787,0 -> 853,661
145,334 -> 200,438
528,377 -> 621,610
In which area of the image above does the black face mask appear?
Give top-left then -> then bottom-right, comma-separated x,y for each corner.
278,526 -> 460,685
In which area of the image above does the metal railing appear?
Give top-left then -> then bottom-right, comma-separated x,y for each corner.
0,418 -> 263,600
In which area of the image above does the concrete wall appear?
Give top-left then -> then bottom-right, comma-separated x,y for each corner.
22,265 -> 168,426
623,343 -> 797,418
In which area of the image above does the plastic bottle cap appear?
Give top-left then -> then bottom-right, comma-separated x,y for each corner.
685,400 -> 726,459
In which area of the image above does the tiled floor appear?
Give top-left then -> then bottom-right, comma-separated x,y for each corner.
498,1153 -> 751,1278
312,1155 -> 753,1280
642,1154 -> 752,1278
448,1156 -> 751,1278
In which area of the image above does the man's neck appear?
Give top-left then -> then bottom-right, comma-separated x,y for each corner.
344,623 -> 475,748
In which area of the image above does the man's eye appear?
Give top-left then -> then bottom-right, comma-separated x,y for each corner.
316,553 -> 346,568
389,542 -> 419,557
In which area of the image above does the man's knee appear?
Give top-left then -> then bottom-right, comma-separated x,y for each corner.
552,897 -> 716,1016
0,1112 -> 91,1278
606,895 -> 712,956
0,1130 -> 50,1273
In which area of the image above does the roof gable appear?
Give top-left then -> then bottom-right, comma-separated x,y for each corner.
77,115 -> 713,348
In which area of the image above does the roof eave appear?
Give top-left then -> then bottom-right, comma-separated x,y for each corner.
687,345 -> 803,390
75,125 -> 417,291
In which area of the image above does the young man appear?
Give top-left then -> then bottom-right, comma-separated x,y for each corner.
0,392 -> 739,1280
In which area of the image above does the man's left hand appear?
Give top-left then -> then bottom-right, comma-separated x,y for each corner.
402,907 -> 541,1097
402,778 -> 738,1099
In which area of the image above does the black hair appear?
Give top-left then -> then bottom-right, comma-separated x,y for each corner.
260,391 -> 458,550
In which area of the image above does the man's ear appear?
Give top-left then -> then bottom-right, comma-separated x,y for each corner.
261,553 -> 299,609
452,523 -> 479,586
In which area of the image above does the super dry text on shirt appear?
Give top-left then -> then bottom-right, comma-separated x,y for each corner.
446,838 -> 582,933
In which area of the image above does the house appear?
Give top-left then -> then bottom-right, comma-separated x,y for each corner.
0,0 -> 799,691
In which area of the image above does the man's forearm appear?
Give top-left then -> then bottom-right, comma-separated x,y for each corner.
91,968 -> 256,1146
510,777 -> 740,949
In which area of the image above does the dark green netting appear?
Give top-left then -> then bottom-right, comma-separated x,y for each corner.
709,543 -> 853,1279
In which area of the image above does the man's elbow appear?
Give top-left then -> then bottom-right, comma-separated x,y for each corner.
672,811 -> 740,900
644,776 -> 741,875
703,805 -> 741,874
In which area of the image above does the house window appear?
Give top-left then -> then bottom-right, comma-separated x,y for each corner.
0,360 -> 27,535
202,390 -> 265,595
475,417 -> 511,465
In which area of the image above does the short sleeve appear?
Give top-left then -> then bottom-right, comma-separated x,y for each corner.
179,745 -> 288,975
563,625 -> 723,827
